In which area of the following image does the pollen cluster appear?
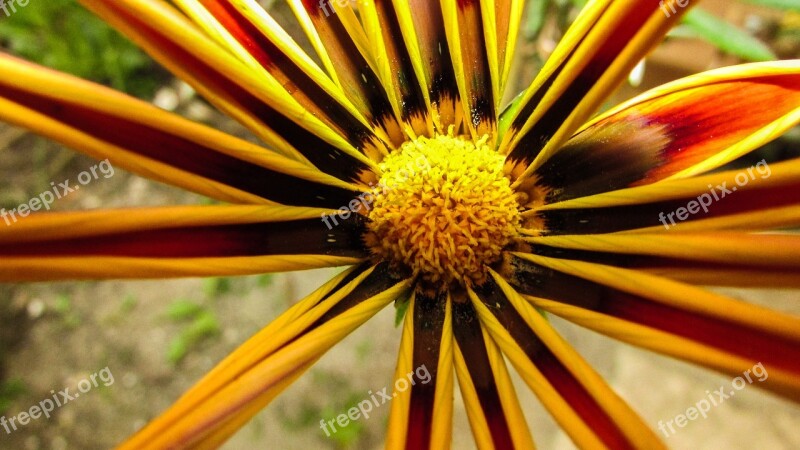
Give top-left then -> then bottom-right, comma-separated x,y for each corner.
365,133 -> 521,290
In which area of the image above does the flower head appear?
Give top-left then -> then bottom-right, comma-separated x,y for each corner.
1,0 -> 799,448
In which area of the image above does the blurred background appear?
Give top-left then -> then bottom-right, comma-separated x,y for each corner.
0,0 -> 799,448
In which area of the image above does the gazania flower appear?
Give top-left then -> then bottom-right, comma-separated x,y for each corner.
1,0 -> 799,447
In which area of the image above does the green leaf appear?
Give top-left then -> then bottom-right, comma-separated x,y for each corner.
524,0 -> 552,40
681,8 -> 777,62
741,0 -> 800,10
203,277 -> 232,297
167,312 -> 220,364
394,297 -> 411,327
165,300 -> 204,322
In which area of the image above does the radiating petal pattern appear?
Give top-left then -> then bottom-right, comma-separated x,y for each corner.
0,0 -> 798,449
534,62 -> 800,202
452,298 -> 535,449
121,263 -> 411,448
503,0 -> 695,181
174,0 -> 392,161
469,275 -> 664,449
510,254 -> 800,399
80,0 -> 378,183
533,158 -> 800,235
386,292 -> 454,450
0,53 -> 361,208
0,206 -> 366,280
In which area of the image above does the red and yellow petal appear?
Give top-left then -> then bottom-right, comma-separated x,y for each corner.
0,53 -> 361,208
121,263 -> 411,448
441,0 -> 497,140
452,298 -> 535,449
391,0 -> 461,132
288,0 -> 406,147
0,205 -> 365,281
80,0 -> 378,183
526,232 -> 800,288
358,0 -> 432,137
534,62 -> 800,202
532,158 -> 800,235
386,292 -> 454,450
174,0 -> 392,161
510,253 -> 800,399
470,275 -> 665,449
503,0 -> 695,180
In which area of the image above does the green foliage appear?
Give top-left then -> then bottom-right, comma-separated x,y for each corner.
165,300 -> 221,365
203,277 -> 232,298
0,378 -> 27,414
680,8 -> 778,62
742,0 -> 800,10
394,295 -> 411,327
53,294 -> 81,329
278,371 -> 369,449
0,0 -> 164,98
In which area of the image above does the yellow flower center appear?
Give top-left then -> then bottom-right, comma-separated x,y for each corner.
365,133 -> 521,291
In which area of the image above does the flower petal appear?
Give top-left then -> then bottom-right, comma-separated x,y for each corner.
0,54 -> 361,208
534,62 -> 800,202
503,0 -> 694,180
532,158 -> 800,235
452,298 -> 535,449
80,0 -> 377,183
386,291 -> 454,450
358,0 -> 432,136
526,232 -> 800,288
486,0 -> 524,105
393,0 -> 462,134
0,205 -> 365,280
175,0 -> 392,161
510,253 -> 800,399
120,263 -> 411,448
441,0 -> 496,140
469,275 -> 665,449
288,0 -> 406,147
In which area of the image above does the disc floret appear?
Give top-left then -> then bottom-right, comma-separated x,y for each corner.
366,133 -> 521,290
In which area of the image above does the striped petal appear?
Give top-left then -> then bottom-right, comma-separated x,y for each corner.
483,0 -> 524,105
526,232 -> 800,288
288,0 -> 405,147
358,0 -> 431,136
532,158 -> 800,235
509,253 -> 800,399
503,0 -> 694,181
469,274 -> 666,449
0,205 -> 366,281
174,0 -> 392,161
391,0 -> 460,131
0,53 -> 361,209
386,292 -> 454,450
534,62 -> 800,202
452,298 -> 535,449
80,0 -> 377,183
441,0 -> 496,140
121,263 -> 411,448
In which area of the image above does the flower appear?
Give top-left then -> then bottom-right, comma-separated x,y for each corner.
1,0 -> 799,448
